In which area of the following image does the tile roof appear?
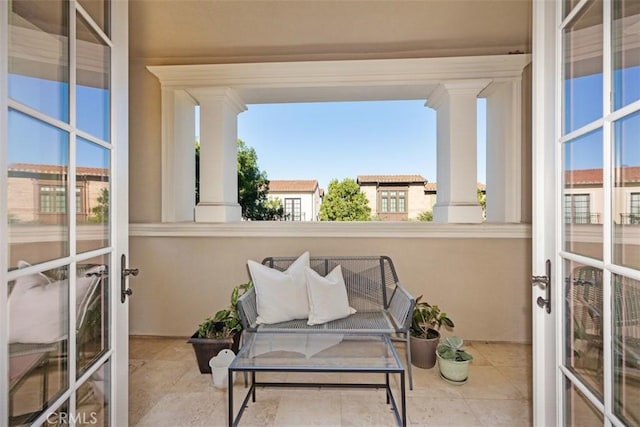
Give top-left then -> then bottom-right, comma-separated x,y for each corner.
268,179 -> 319,192
565,166 -> 640,186
8,163 -> 109,177
357,174 -> 426,184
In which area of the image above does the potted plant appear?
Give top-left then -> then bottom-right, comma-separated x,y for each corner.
188,282 -> 251,374
409,296 -> 454,368
436,336 -> 473,384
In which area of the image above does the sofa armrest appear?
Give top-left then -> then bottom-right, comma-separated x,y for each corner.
237,286 -> 258,332
387,283 -> 415,333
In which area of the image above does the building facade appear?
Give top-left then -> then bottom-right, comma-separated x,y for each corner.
267,180 -> 323,221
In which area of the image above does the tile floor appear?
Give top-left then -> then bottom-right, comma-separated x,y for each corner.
130,336 -> 532,426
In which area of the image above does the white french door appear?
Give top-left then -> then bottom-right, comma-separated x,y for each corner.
1,0 -> 129,425
533,0 -> 640,426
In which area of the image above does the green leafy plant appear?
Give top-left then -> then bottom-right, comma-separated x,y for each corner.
436,336 -> 473,361
197,281 -> 252,339
410,295 -> 455,339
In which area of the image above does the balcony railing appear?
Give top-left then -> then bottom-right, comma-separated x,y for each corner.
620,213 -> 640,225
566,213 -> 601,225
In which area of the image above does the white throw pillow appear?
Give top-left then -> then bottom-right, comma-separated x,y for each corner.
248,251 -> 310,324
305,265 -> 356,326
9,265 -> 105,344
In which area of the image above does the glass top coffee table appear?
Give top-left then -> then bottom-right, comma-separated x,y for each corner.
227,332 -> 406,426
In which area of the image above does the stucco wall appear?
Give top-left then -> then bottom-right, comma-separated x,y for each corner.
129,234 -> 532,343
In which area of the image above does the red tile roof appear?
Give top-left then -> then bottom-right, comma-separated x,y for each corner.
8,163 -> 109,177
565,166 -> 640,185
268,180 -> 319,192
357,174 -> 426,184
424,182 -> 486,191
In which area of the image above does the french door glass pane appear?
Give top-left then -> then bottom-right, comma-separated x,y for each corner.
613,274 -> 640,426
77,13 -> 110,142
564,0 -> 581,19
7,109 -> 69,269
77,138 -> 110,253
78,0 -> 110,37
8,0 -> 69,122
76,360 -> 110,426
564,260 -> 604,398
613,110 -> 640,269
563,0 -> 603,134
564,379 -> 604,426
77,255 -> 110,377
8,264 -> 70,425
613,0 -> 640,110
563,129 -> 604,259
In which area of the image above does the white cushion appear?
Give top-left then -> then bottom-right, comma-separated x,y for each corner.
305,265 -> 356,326
248,252 -> 310,324
9,265 -> 105,344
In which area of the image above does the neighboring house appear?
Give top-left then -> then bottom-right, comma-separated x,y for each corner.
7,163 -> 109,225
267,180 -> 323,221
565,166 -> 640,225
358,175 -> 486,221
357,175 -> 430,220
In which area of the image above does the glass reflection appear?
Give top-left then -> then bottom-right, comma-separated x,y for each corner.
77,255 -> 110,377
8,264 -> 69,426
9,0 -> 69,122
76,361 -> 110,426
563,1 -> 603,134
613,0 -> 640,110
613,275 -> 640,426
78,0 -> 110,37
564,379 -> 604,427
564,261 -> 603,397
613,111 -> 640,270
77,138 -> 110,253
7,109 -> 69,269
77,13 -> 110,141
563,129 -> 604,259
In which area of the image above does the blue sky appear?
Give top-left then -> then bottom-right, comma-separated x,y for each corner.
235,100 -> 487,191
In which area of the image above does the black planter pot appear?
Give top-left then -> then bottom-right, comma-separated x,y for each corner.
187,332 -> 240,374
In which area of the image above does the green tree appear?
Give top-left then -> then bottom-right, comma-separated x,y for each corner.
417,210 -> 433,222
91,188 -> 109,223
237,139 -> 284,220
319,178 -> 371,221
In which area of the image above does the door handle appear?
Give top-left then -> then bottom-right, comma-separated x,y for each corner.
121,254 -> 139,303
531,259 -> 551,314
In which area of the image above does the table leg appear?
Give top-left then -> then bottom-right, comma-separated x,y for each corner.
251,372 -> 256,402
400,371 -> 406,427
228,371 -> 234,427
385,373 -> 390,404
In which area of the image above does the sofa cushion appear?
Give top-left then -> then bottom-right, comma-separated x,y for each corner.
305,265 -> 356,326
248,251 -> 310,324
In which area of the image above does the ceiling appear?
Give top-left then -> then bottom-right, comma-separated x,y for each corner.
129,0 -> 532,63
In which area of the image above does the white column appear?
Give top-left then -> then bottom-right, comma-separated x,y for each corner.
482,81 -> 523,223
161,89 -> 197,222
189,88 -> 246,222
427,80 -> 489,223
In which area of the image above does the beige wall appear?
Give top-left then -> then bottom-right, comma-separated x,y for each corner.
129,235 -> 532,343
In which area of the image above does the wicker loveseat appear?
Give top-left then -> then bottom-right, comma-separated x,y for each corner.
237,255 -> 417,389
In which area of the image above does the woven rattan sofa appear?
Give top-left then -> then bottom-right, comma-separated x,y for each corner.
237,255 -> 417,389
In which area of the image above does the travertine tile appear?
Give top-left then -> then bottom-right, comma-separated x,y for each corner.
496,365 -> 532,400
471,342 -> 532,368
455,366 -> 525,400
135,391 -> 222,426
465,398 -> 532,426
406,396 -> 481,426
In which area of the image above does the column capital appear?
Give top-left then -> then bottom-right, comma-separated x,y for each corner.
187,87 -> 247,114
426,80 -> 491,110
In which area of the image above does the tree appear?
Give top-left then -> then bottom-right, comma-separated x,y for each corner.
236,139 -> 284,220
91,188 -> 109,223
417,210 -> 433,222
319,178 -> 371,221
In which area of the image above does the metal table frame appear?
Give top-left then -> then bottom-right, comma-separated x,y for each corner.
227,333 -> 406,426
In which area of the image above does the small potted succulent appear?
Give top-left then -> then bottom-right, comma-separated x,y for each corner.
436,336 -> 473,384
188,282 -> 251,373
409,296 -> 454,369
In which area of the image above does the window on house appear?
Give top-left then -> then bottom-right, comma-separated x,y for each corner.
630,193 -> 640,224
40,186 -> 81,213
284,198 -> 302,221
564,194 -> 592,224
380,190 -> 407,213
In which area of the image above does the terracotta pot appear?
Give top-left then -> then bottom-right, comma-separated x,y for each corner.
187,332 -> 240,374
410,331 -> 440,369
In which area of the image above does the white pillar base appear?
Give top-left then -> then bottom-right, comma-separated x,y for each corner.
433,204 -> 483,224
195,203 -> 242,222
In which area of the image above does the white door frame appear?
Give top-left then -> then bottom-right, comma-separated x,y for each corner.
531,0 -> 559,425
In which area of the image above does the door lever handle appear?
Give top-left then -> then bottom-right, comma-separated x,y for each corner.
531,259 -> 551,314
121,254 -> 138,303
